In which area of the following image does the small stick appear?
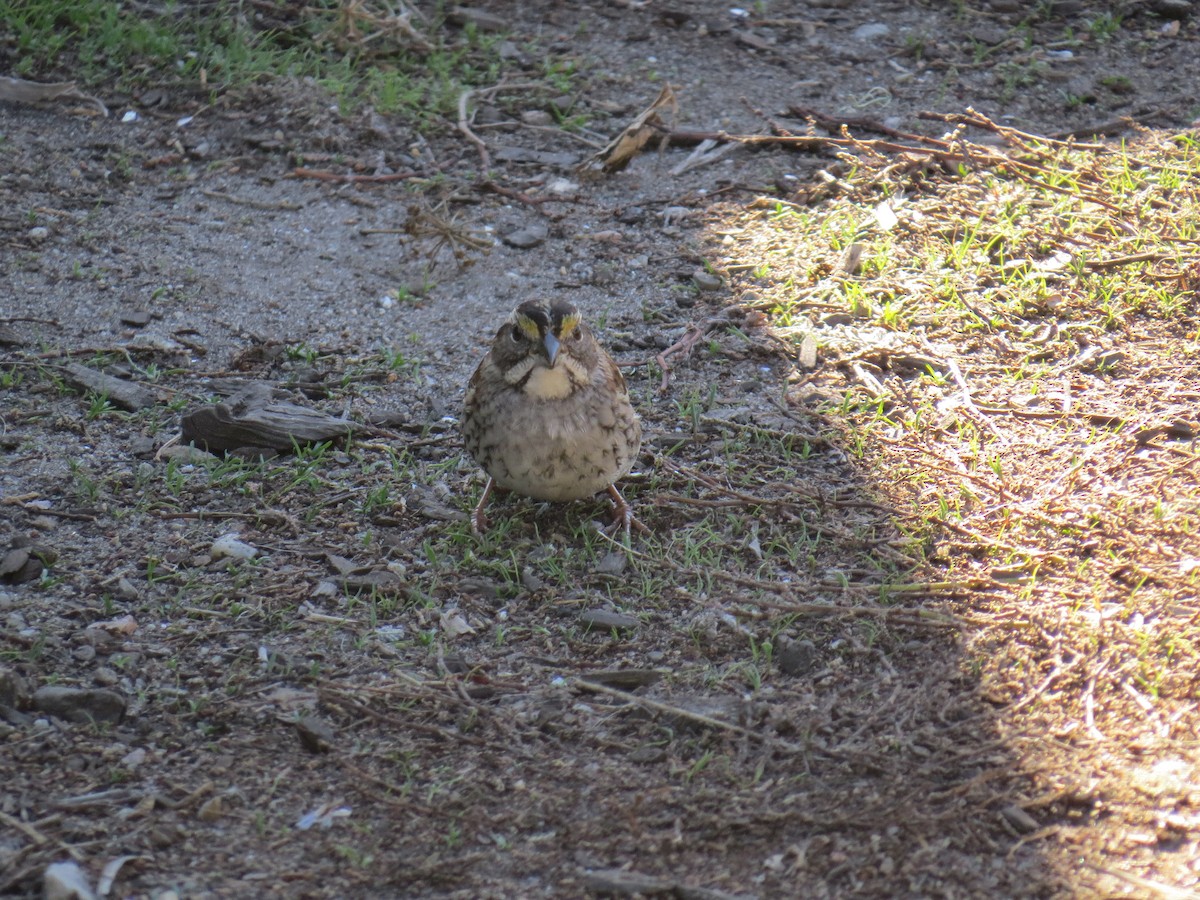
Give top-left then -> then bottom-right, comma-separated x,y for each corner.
201,189 -> 300,211
789,103 -> 939,142
291,167 -> 420,184
653,311 -> 740,393
922,107 -> 1109,151
0,809 -> 83,861
1084,251 -> 1172,271
478,180 -> 551,211
574,678 -> 806,753
457,87 -> 490,171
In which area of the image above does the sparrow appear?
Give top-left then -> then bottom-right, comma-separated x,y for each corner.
461,299 -> 642,535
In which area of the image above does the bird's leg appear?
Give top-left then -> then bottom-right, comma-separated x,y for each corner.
471,477 -> 496,535
605,483 -> 648,538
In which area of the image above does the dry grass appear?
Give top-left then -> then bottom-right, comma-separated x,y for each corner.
5,7 -> 1200,888
708,114 -> 1200,895
6,117 -> 1200,895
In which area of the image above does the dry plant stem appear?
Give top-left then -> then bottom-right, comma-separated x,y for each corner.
788,103 -> 936,141
1082,862 -> 1200,900
653,311 -> 741,393
335,758 -> 437,814
456,80 -> 555,174
478,180 -> 552,211
201,189 -> 300,211
921,108 -> 1109,151
660,125 -> 958,161
573,678 -> 806,754
740,95 -> 795,137
661,108 -> 1126,212
2,498 -> 96,521
319,687 -> 497,749
1085,251 -> 1173,271
659,458 -> 826,507
729,595 -> 964,628
512,122 -> 605,148
922,341 -> 1001,438
1006,654 -> 1085,714
0,315 -> 58,325
291,166 -> 419,183
705,566 -> 992,609
1001,165 -> 1124,213
935,517 -> 1068,564
457,87 -> 490,170
0,810 -> 74,858
670,138 -> 740,176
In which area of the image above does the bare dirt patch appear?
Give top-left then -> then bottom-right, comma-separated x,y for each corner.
4,1 -> 1200,897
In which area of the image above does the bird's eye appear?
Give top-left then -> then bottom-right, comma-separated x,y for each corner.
570,328 -> 582,341
510,326 -> 523,343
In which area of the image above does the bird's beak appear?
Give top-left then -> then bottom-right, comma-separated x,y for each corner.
543,332 -> 560,367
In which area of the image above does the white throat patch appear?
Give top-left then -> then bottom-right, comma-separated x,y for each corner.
506,354 -> 587,400
523,361 -> 576,399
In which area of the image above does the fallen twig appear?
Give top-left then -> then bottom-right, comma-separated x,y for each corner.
0,75 -> 107,116
457,86 -> 490,170
789,103 -> 936,141
654,310 -> 743,393
202,189 -> 301,211
574,678 -> 806,753
1082,863 -> 1200,899
731,594 -> 966,628
291,167 -> 420,183
921,108 -> 1109,151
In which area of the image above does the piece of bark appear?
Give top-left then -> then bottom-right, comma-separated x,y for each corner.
180,386 -> 355,453
63,363 -> 158,411
0,75 -> 108,116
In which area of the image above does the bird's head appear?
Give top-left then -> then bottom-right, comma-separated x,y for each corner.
489,300 -> 596,399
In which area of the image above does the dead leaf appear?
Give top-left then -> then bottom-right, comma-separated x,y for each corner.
89,615 -> 138,636
582,83 -> 678,174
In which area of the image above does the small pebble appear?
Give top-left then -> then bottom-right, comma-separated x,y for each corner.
852,22 -> 890,40
521,109 -> 554,126
72,645 -> 96,663
692,269 -> 724,292
502,223 -> 549,249
210,533 -> 258,561
593,551 -> 628,576
778,639 -> 818,676
1149,0 -> 1192,18
120,311 -> 152,327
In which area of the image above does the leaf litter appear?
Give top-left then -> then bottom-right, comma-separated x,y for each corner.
4,1 -> 1200,897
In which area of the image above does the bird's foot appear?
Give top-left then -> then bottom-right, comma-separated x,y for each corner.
604,484 -> 648,539
471,477 -> 495,536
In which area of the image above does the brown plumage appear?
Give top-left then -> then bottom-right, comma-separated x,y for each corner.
462,299 -> 642,534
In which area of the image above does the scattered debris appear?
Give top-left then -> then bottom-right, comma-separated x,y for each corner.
295,802 -> 352,831
0,75 -> 107,116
